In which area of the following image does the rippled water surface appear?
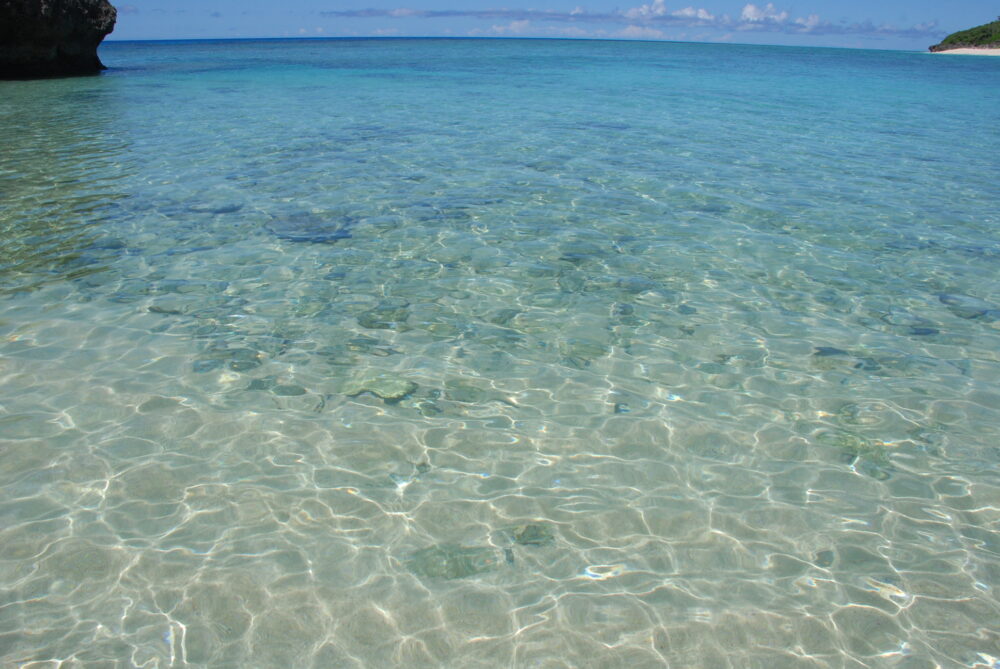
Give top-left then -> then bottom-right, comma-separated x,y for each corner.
1,38 -> 999,668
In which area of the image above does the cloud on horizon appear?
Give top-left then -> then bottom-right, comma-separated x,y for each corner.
320,3 -> 942,39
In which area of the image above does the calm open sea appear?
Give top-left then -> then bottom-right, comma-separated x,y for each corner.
1,38 -> 999,668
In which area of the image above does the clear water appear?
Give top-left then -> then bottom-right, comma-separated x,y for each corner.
1,38 -> 999,668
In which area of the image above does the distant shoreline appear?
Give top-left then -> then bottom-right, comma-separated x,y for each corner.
932,47 -> 1000,56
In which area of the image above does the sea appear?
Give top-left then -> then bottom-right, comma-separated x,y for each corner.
1,38 -> 999,668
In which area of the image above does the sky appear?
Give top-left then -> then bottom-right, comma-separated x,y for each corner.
109,1 -> 998,51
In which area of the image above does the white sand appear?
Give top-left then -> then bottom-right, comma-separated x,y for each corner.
933,48 -> 1000,56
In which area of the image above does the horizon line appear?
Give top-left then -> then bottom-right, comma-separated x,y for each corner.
101,34 -> 928,53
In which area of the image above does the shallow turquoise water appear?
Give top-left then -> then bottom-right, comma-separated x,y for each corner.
1,38 -> 999,667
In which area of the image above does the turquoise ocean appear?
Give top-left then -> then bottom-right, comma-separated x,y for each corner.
1,38 -> 999,667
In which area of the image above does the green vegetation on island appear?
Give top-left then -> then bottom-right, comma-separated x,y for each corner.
929,17 -> 1000,51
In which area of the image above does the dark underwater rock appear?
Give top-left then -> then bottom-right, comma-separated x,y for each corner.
939,293 -> 999,321
813,346 -> 849,357
405,544 -> 506,580
343,373 -> 417,401
1,0 -> 117,79
508,523 -> 555,547
357,298 -> 409,330
267,211 -> 357,244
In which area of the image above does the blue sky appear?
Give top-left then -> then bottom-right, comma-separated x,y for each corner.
109,1 -> 997,50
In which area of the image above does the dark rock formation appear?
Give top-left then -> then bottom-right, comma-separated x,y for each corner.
1,0 -> 117,79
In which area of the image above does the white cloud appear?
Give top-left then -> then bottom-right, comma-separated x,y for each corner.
616,24 -> 666,39
672,7 -> 714,20
571,6 -> 585,16
491,20 -> 531,35
624,2 -> 715,23
618,1 -> 826,34
389,8 -> 418,17
795,14 -> 821,30
624,0 -> 668,20
740,3 -> 789,23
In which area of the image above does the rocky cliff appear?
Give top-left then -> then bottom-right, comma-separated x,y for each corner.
1,0 -> 117,78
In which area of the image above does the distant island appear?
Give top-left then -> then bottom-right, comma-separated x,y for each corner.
929,17 -> 1000,53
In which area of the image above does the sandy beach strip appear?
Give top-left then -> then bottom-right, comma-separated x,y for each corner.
933,48 -> 1000,56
